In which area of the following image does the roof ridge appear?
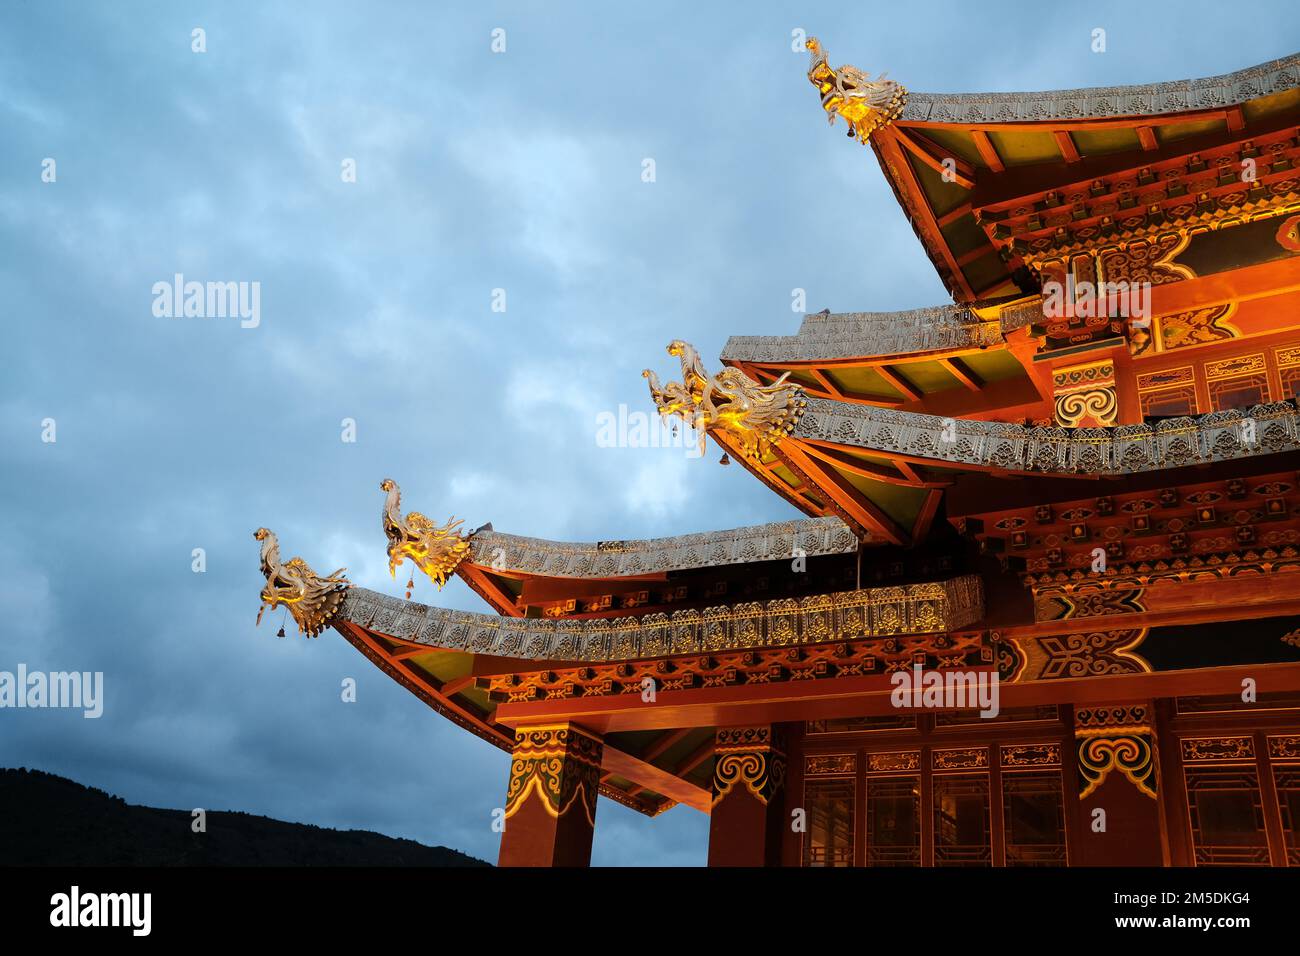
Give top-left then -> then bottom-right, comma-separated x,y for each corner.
903,52 -> 1300,124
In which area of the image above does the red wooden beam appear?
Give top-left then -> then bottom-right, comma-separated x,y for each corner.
778,442 -> 909,545
601,746 -> 710,812
457,564 -> 526,617
799,440 -> 950,489
874,129 -> 979,301
1053,130 -> 1081,164
970,130 -> 1005,173
673,738 -> 716,778
642,728 -> 694,763
940,355 -> 984,392
807,367 -> 844,399
875,363 -> 922,402
894,128 -> 977,189
494,662 -> 1300,735
911,488 -> 943,541
937,201 -> 974,228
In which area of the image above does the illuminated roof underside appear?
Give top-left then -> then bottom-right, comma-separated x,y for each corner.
815,42 -> 1300,301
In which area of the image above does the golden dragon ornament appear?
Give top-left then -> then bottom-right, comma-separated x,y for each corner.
643,340 -> 807,461
254,528 -> 350,638
806,37 -> 907,144
380,478 -> 471,597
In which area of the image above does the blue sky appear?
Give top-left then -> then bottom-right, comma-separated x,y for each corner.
2,1 -> 1297,866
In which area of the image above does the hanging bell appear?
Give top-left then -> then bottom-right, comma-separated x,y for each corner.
276,626 -> 286,638
719,453 -> 731,466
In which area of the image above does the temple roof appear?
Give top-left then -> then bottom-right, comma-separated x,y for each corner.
808,39 -> 1300,302
647,337 -> 1300,547
331,572 -> 984,816
721,296 -> 1046,365
901,53 -> 1300,126
723,303 -> 1003,363
789,397 -> 1300,477
343,575 -> 984,663
465,515 -> 856,578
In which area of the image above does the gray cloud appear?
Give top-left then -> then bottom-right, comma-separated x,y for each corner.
2,0 -> 1296,864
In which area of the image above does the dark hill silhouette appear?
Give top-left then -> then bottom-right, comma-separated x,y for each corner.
0,768 -> 489,866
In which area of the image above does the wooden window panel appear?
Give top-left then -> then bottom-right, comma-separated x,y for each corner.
803,778 -> 855,867
866,775 -> 921,866
1002,771 -> 1068,866
932,774 -> 992,867
1184,766 -> 1271,865
1274,767 -> 1300,866
1140,385 -> 1198,418
1208,374 -> 1268,411
1280,365 -> 1300,402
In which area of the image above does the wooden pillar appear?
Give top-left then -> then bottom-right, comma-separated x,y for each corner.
498,722 -> 602,868
780,722 -> 806,867
708,725 -> 788,867
1071,702 -> 1164,866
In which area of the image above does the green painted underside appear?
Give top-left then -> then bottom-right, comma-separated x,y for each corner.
407,652 -> 495,718
840,473 -> 927,531
1156,117 -> 1227,146
960,348 -> 1025,383
907,151 -> 968,217
826,366 -> 903,400
985,129 -> 1059,166
1244,87 -> 1300,123
1071,127 -> 1141,156
921,127 -> 985,167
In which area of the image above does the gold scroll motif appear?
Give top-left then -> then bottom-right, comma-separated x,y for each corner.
1099,233 -> 1196,287
805,37 -> 907,145
1180,736 -> 1255,762
502,725 -> 603,827
1000,744 -> 1062,768
868,751 -> 921,772
1033,587 -> 1146,622
1052,360 -> 1117,427
643,340 -> 807,461
805,754 -> 856,776
933,748 -> 988,771
1074,704 -> 1157,799
254,528 -> 350,638
1076,734 -> 1157,799
1031,629 -> 1151,680
1138,304 -> 1239,356
1268,735 -> 1300,759
713,728 -> 787,807
380,478 -> 471,593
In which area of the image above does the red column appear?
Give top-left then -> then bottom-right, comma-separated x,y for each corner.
1071,702 -> 1165,866
498,723 -> 602,867
708,725 -> 788,867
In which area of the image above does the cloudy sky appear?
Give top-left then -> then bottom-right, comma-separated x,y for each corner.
2,1 -> 1297,866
